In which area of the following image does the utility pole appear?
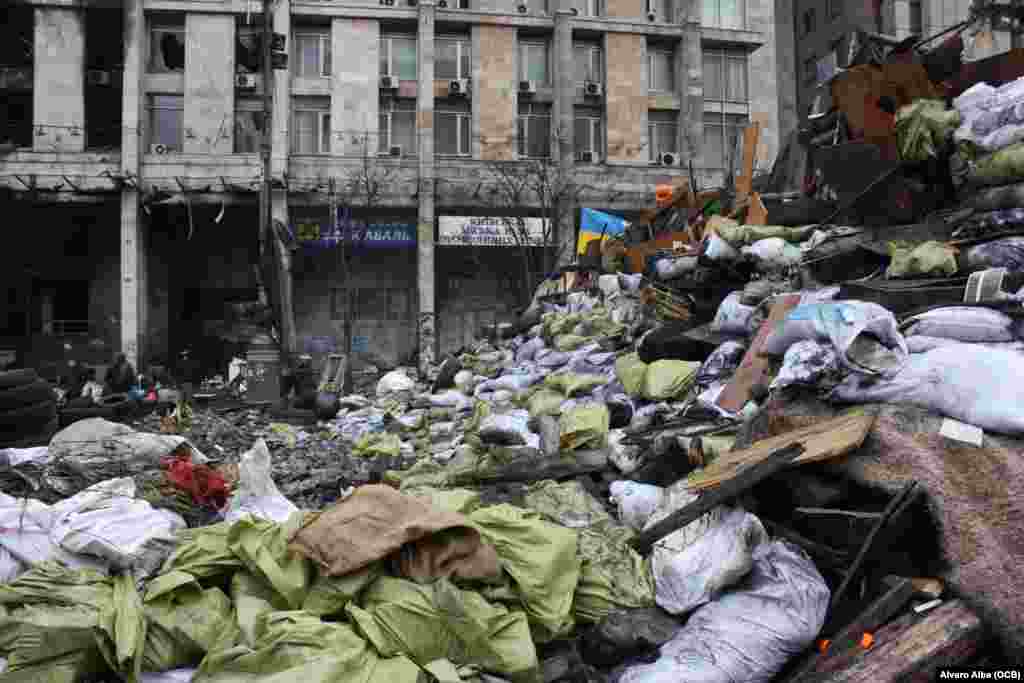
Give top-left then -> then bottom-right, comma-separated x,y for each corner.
259,0 -> 273,306
1013,0 -> 1024,48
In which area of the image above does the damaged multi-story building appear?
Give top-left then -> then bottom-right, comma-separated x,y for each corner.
0,0 -> 783,378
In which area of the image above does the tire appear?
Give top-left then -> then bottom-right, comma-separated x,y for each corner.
0,369 -> 38,390
0,400 -> 58,433
0,379 -> 55,412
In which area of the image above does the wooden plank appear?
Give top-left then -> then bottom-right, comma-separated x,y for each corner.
716,294 -> 802,413
735,121 -> 762,202
746,191 -> 769,225
630,443 -> 805,554
687,412 -> 877,491
790,600 -> 984,683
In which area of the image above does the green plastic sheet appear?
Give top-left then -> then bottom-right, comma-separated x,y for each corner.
227,514 -> 312,610
614,353 -> 648,398
159,521 -> 244,581
302,563 -> 382,618
642,360 -> 700,400
469,505 -> 580,642
559,404 -> 610,451
347,576 -> 539,681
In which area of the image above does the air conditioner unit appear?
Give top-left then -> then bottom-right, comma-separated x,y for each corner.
438,0 -> 448,6
150,143 -> 170,155
517,3 -> 528,12
659,152 -> 678,166
389,145 -> 403,157
647,10 -> 656,20
577,151 -> 595,163
235,73 -> 257,89
449,79 -> 469,95
584,81 -> 602,96
380,0 -> 395,6
519,80 -> 537,94
86,69 -> 112,86
380,75 -> 399,89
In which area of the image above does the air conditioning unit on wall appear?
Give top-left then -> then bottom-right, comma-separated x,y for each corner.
449,79 -> 469,95
577,151 -> 595,163
86,69 -> 112,86
389,145 -> 403,157
660,152 -> 678,166
150,143 -> 171,155
235,73 -> 257,89
380,75 -> 399,90
519,80 -> 537,94
584,81 -> 602,96
438,0 -> 449,6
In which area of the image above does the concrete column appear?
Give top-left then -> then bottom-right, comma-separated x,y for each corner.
554,9 -> 575,166
417,2 -> 437,376
679,0 -> 702,177
746,0 -> 779,172
272,0 -> 292,179
120,0 -> 145,369
773,0 -> 798,143
184,14 -> 235,154
33,7 -> 86,152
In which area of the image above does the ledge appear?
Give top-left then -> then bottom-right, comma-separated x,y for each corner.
699,26 -> 765,50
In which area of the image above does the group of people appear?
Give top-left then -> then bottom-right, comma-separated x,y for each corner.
63,353 -> 141,408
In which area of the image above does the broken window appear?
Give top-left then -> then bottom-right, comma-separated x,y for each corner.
293,30 -> 331,78
235,100 -> 264,153
292,97 -> 331,154
436,101 -> 471,156
436,37 -> 471,80
236,25 -> 263,73
574,106 -> 603,160
147,94 -> 184,152
378,98 -> 416,155
648,110 -> 678,161
517,102 -> 551,159
149,22 -> 185,73
648,47 -> 675,92
85,8 -> 124,150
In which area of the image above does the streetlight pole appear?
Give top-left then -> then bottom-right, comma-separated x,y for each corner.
259,0 -> 273,306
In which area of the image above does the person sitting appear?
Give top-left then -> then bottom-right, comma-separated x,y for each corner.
80,369 -> 105,405
104,354 -> 136,395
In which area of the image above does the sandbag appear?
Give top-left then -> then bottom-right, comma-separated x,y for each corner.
478,411 -> 532,446
769,340 -> 842,391
742,238 -> 803,271
376,370 -> 416,397
830,344 -> 1024,434
965,237 -> 1024,272
710,292 -> 757,336
527,389 -> 567,418
620,541 -> 830,683
696,340 -> 747,386
515,337 -> 546,364
609,481 -> 665,532
886,240 -> 960,278
652,507 -> 769,616
895,99 -> 960,162
655,256 -> 698,280
559,404 -> 610,451
903,306 -> 1018,343
544,372 -> 608,397
554,334 -> 590,352
575,530 -> 655,624
969,141 -> 1024,186
642,360 -> 699,401
608,429 -> 643,475
614,353 -> 648,398
762,301 -> 909,376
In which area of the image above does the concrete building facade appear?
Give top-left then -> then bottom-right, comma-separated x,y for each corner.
0,0 -> 780,376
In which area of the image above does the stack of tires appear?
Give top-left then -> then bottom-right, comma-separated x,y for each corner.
0,369 -> 59,448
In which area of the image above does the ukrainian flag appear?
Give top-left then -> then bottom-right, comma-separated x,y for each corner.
577,208 -> 629,255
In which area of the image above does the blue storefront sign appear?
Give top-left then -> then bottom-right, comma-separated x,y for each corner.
294,207 -> 417,249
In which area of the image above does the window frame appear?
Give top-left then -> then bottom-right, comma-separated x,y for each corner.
292,98 -> 331,155
803,7 -> 816,36
702,0 -> 745,30
436,36 -> 472,81
702,111 -> 748,171
702,49 -> 748,104
648,48 -> 675,93
574,107 -> 603,160
378,98 -> 417,155
435,105 -> 472,157
574,43 -> 604,85
293,30 -> 332,78
648,111 -> 678,161
517,102 -> 552,159
147,94 -> 184,151
380,35 -> 418,80
148,23 -> 186,74
909,0 -> 923,35
518,41 -> 551,85
573,0 -> 602,18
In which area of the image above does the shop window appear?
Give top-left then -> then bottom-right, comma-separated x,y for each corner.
909,0 -> 923,35
648,110 -> 678,161
436,36 -> 471,80
332,287 -> 413,321
85,8 -> 124,150
519,41 -> 550,85
147,94 -> 184,151
149,19 -> 185,73
436,101 -> 471,156
378,98 -> 416,155
380,35 -> 417,80
292,97 -> 330,154
517,102 -> 551,158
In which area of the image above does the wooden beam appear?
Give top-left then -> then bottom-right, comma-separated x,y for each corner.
630,443 -> 806,554
735,121 -> 762,202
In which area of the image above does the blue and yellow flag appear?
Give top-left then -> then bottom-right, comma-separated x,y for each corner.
577,208 -> 629,256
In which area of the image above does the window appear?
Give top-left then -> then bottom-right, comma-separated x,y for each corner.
703,112 -> 747,169
802,8 -> 816,35
648,110 -> 678,161
292,97 -> 330,154
648,48 -> 675,92
573,0 -> 602,17
436,37 -> 471,80
149,23 -> 185,73
702,0 -> 744,29
293,30 -> 331,78
909,0 -> 923,35
378,99 -> 416,154
436,102 -> 471,156
574,44 -> 603,84
647,0 -> 674,22
234,100 -> 264,153
236,25 -> 262,73
380,36 -> 417,81
518,102 -> 551,158
703,50 -> 747,103
519,41 -> 550,85
803,56 -> 816,85
829,0 -> 841,20
148,95 -> 183,151
574,106 -> 603,160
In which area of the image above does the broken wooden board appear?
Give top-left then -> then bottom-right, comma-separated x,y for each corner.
716,294 -> 802,414
687,411 -> 877,491
746,191 -> 769,225
735,121 -> 762,202
788,599 -> 984,683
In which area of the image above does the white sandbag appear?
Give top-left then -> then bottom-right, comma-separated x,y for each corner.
710,292 -> 757,336
965,237 -> 1024,272
619,273 -> 644,291
376,369 -> 416,396
537,351 -> 572,368
621,541 -> 830,683
830,344 -> 1024,434
769,340 -> 842,391
428,390 -> 474,411
762,301 -> 909,376
609,481 -> 664,531
652,507 -> 769,616
478,410 -> 532,445
608,429 -> 644,475
516,337 -> 546,364
474,372 -> 542,396
0,447 -> 51,468
598,274 -> 622,297
703,232 -> 740,263
903,306 -> 1017,343
656,256 -> 699,280
223,439 -> 299,524
0,492 -> 98,574
696,340 -> 748,386
742,238 -> 803,270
